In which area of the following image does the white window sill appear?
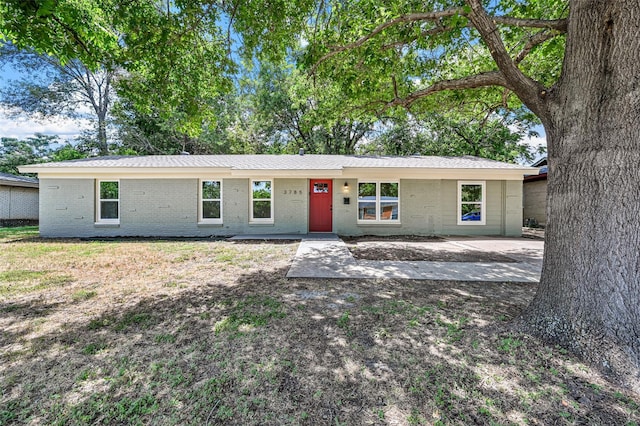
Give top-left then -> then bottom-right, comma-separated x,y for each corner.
357,221 -> 401,226
249,222 -> 274,226
198,222 -> 223,227
94,222 -> 120,228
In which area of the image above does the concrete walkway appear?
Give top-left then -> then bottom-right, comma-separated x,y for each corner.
285,235 -> 543,282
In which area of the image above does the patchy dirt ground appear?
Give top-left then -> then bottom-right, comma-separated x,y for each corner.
0,229 -> 637,426
343,236 -> 519,263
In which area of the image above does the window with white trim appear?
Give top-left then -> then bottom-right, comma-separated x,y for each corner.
357,181 -> 399,223
200,180 -> 222,223
97,180 -> 119,223
458,181 -> 486,225
250,180 -> 273,222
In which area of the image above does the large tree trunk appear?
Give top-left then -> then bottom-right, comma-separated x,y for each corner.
520,1 -> 640,391
97,111 -> 108,155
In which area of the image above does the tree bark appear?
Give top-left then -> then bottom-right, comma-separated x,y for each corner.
519,1 -> 640,392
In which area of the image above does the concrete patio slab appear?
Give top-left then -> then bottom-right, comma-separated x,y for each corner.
286,236 -> 543,282
229,233 -> 338,241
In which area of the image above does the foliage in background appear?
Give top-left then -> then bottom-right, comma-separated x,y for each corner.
0,44 -> 116,155
0,134 -> 88,175
251,61 -> 375,154
360,112 -> 544,163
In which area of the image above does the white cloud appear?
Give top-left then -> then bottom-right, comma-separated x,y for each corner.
0,107 -> 92,141
523,132 -> 547,149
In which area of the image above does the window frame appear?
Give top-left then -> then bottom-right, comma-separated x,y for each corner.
199,179 -> 223,224
250,179 -> 274,224
457,181 -> 486,226
96,179 -> 120,224
356,180 -> 400,224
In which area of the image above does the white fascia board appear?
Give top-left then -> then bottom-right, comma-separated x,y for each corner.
20,165 -> 534,181
229,169 -> 343,178
341,167 -> 534,180
19,167 -> 235,179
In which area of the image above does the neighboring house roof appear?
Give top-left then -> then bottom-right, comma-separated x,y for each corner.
19,155 -> 535,179
525,156 -> 548,181
524,172 -> 547,183
0,172 -> 39,188
531,157 -> 547,168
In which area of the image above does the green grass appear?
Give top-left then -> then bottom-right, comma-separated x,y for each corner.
82,342 -> 108,355
0,226 -> 38,240
0,271 -> 73,296
497,336 -> 523,354
0,236 -> 638,426
71,289 -> 97,301
0,269 -> 46,283
55,393 -> 159,425
337,311 -> 350,328
213,297 -> 287,335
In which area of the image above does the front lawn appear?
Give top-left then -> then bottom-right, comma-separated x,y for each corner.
0,229 -> 637,425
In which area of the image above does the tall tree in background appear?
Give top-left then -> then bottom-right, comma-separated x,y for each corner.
112,0 -> 236,138
252,62 -> 374,154
0,44 -> 115,154
0,0 -> 236,142
2,0 -> 638,390
113,92 -> 268,155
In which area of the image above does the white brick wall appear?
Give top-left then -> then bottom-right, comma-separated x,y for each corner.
0,186 -> 39,220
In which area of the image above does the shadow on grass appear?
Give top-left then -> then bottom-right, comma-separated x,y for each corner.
0,267 -> 637,425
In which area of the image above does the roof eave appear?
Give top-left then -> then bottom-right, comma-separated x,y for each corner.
0,179 -> 39,188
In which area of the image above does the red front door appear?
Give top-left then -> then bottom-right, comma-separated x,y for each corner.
309,179 -> 333,232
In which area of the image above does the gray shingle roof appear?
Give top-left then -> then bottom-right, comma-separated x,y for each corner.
20,154 -> 532,171
0,172 -> 39,187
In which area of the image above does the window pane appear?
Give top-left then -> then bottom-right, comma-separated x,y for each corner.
253,181 -> 271,199
380,182 -> 398,198
253,200 -> 271,219
100,181 -> 118,199
461,204 -> 482,222
358,182 -> 376,199
100,201 -> 118,219
461,184 -> 482,202
202,201 -> 221,219
202,181 -> 221,199
313,183 -> 329,193
358,202 -> 376,220
380,202 -> 398,220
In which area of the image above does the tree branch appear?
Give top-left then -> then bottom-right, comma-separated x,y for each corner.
465,0 -> 548,119
310,8 -> 567,75
492,16 -> 567,31
514,29 -> 563,65
310,9 -> 464,74
48,14 -> 93,60
384,71 -> 512,109
381,25 -> 451,50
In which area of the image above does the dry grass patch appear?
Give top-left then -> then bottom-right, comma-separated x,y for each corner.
0,228 -> 638,425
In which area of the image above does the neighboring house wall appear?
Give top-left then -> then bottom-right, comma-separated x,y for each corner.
39,177 -> 523,238
0,185 -> 39,221
523,178 -> 547,226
